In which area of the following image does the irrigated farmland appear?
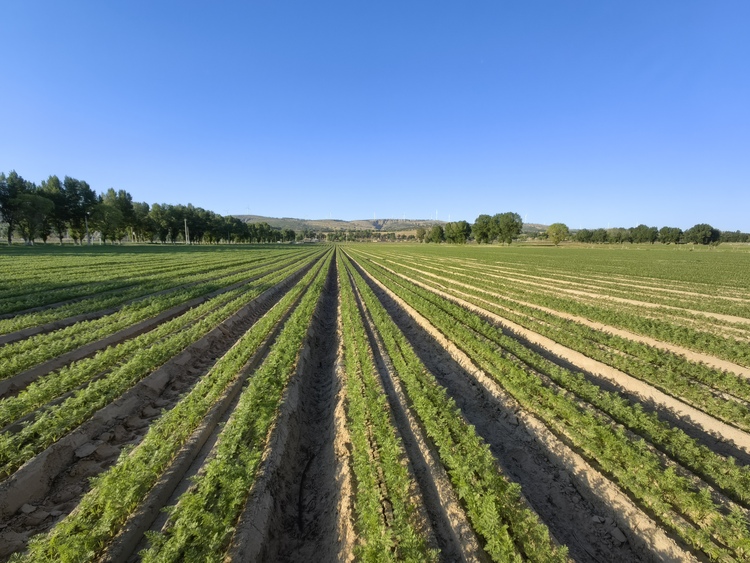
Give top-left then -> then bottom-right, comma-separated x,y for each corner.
1,243 -> 750,562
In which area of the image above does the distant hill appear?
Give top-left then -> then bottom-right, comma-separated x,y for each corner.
232,215 -> 445,232
232,214 -> 549,234
522,223 -> 549,233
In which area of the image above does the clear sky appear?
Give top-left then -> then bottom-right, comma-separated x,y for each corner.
2,1 -> 748,230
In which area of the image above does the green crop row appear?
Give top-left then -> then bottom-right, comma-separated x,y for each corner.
426,255 -> 750,318
0,255 -> 310,430
0,251 -> 313,380
364,258 -> 750,505
372,257 -> 750,433
0,251 -> 325,478
350,252 -> 750,562
0,247 -> 309,315
337,252 -> 435,561
139,251 -> 333,562
0,249 -> 306,334
373,252 -> 750,368
15,251 -> 330,563
342,252 -> 568,563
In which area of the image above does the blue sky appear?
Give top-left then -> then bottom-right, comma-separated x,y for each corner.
2,1 -> 748,230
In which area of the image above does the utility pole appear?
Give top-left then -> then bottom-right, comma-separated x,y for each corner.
85,212 -> 91,246
184,218 -> 190,245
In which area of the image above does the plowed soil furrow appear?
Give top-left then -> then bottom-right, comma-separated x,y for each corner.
349,255 -> 698,563
372,255 -> 750,377
0,261 -> 316,561
373,261 -> 750,456
350,271 -> 486,562
106,271 -> 313,563
0,260 -> 305,399
0,259 -> 289,345
226,259 -> 347,562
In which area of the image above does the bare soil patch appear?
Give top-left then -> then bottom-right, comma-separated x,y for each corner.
226,259 -> 350,562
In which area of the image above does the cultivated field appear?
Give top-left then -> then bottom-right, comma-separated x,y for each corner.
1,243 -> 749,562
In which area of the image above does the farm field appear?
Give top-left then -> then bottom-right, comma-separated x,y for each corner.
1,243 -> 750,562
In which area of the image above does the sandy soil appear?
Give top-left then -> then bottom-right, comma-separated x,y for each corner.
226,259 -> 351,562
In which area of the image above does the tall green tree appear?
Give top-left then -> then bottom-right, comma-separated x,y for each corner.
591,228 -> 608,243
444,221 -> 471,244
631,224 -> 659,244
92,197 -> 124,244
64,177 -> 97,244
546,223 -> 570,245
426,225 -> 445,243
720,230 -> 749,243
658,226 -> 683,244
112,189 -> 135,238
0,171 -> 29,244
494,212 -> 523,244
684,223 -> 720,245
607,227 -> 631,244
40,175 -> 69,244
472,214 -> 494,244
15,192 -> 54,244
100,188 -> 132,242
148,203 -> 170,243
166,204 -> 185,243
132,202 -> 153,242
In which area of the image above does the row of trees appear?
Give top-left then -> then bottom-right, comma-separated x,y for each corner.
415,216 -> 744,247
414,213 -> 524,245
0,171 -> 307,245
567,223 -> 740,245
3,171 -> 743,247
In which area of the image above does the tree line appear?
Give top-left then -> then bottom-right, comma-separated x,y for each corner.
0,170 -> 306,245
559,223 -> 747,245
415,213 -> 524,245
3,170 -> 744,246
